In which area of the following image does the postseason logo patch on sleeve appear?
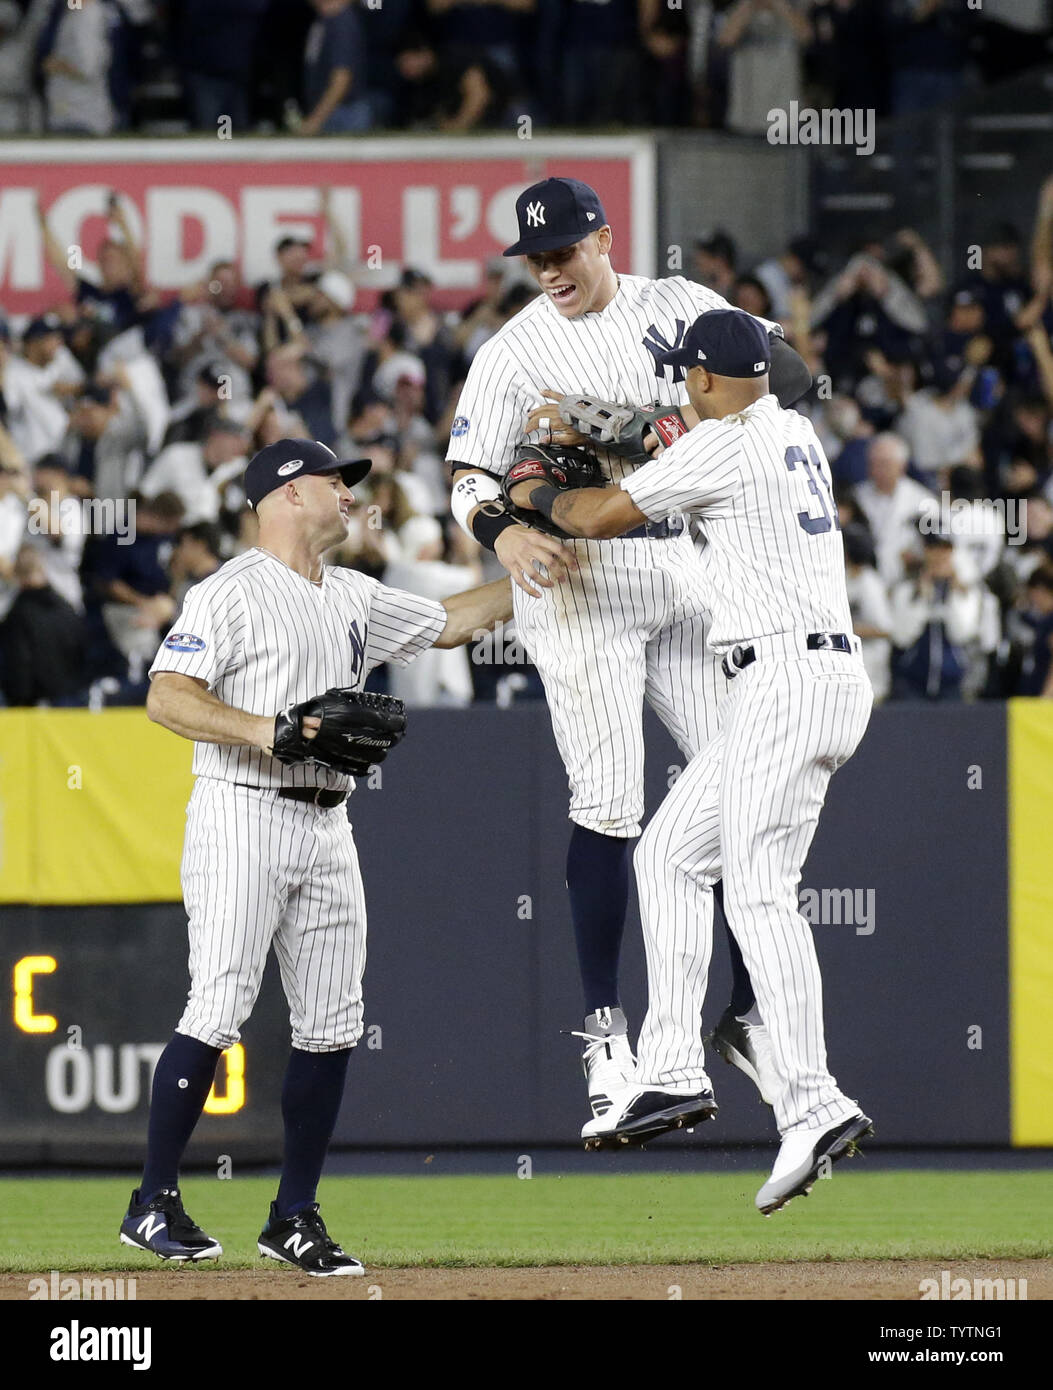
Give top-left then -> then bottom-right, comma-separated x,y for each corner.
163,632 -> 207,653
451,415 -> 470,438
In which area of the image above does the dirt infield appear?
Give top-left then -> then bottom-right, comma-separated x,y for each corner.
3,1260 -> 1048,1301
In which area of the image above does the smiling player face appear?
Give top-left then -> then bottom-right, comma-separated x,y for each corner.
525,228 -> 616,318
294,472 -> 356,548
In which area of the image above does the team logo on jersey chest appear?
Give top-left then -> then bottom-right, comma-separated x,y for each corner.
451,416 -> 470,438
348,619 -> 368,681
164,632 -> 206,652
643,320 -> 688,383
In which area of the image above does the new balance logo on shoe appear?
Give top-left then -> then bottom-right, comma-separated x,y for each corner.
119,1188 -> 222,1262
258,1204 -> 365,1277
136,1215 -> 165,1242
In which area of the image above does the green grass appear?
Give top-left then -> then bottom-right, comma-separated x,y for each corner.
1,1172 -> 1048,1272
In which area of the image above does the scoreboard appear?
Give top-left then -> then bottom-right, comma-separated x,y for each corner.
1,905 -> 288,1165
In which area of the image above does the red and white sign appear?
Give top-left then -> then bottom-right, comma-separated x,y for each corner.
0,137 -> 655,315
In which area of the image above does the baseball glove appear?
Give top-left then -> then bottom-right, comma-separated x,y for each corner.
555,395 -> 691,464
272,688 -> 407,777
501,442 -> 605,537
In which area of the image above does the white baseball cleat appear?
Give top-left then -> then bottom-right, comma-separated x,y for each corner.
755,1112 -> 873,1216
581,1085 -> 718,1150
571,1007 -> 636,1122
708,1005 -> 780,1106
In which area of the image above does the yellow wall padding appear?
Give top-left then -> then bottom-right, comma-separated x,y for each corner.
1009,699 -> 1053,1145
0,710 -> 192,905
0,710 -> 34,901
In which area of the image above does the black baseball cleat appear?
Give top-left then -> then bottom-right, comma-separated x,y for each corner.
756,1112 -> 873,1216
119,1187 -> 222,1262
581,1087 -> 718,1151
257,1202 -> 365,1277
708,1005 -> 779,1106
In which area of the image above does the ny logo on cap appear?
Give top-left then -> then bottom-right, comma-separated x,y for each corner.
526,201 -> 546,228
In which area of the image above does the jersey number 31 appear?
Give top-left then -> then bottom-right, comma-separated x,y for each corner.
785,445 -> 840,535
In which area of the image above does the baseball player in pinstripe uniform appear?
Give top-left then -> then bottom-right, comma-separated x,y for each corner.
448,178 -> 809,1133
118,438 -> 511,1274
508,310 -> 873,1211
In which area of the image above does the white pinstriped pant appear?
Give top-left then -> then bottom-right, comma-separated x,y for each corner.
633,649 -> 873,1134
177,780 -> 367,1053
513,533 -> 726,838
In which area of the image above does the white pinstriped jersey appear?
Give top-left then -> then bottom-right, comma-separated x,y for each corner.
443,273 -> 774,837
149,547 -> 446,791
623,394 -> 854,652
446,274 -> 777,485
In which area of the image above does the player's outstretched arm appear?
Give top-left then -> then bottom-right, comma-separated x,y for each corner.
147,672 -> 282,752
508,478 -> 646,542
433,577 -> 514,649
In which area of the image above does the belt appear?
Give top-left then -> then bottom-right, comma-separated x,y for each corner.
721,631 -> 856,679
234,783 -> 347,808
623,516 -> 685,541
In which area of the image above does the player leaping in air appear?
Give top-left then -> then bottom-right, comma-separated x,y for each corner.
506,309 -> 873,1212
448,178 -> 813,1137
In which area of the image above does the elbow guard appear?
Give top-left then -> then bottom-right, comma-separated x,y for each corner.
451,470 -> 518,551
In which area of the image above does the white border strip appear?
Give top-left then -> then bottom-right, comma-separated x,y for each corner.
628,139 -> 657,279
0,135 -> 656,165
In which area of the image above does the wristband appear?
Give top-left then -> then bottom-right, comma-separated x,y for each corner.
527,483 -> 562,523
471,500 -> 520,551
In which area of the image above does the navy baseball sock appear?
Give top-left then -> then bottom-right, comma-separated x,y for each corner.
274,1047 -> 353,1219
566,824 -> 630,1014
716,881 -> 756,1017
139,1032 -> 223,1201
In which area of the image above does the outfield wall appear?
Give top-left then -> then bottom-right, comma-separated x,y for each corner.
0,702 -> 1049,1164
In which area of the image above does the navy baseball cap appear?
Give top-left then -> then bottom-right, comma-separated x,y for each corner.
503,178 -> 607,257
658,309 -> 771,378
79,382 -> 114,406
23,312 -> 65,341
244,439 -> 372,509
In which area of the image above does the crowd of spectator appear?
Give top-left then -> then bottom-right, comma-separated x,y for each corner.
2,169 -> 1053,708
775,176 -> 1053,703
0,187 -> 535,707
0,0 -> 1048,138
